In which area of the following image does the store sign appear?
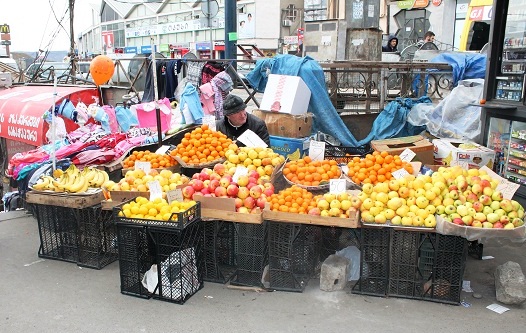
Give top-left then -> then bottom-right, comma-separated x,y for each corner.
0,24 -> 10,34
140,45 -> 157,54
170,43 -> 190,49
125,18 -> 224,38
397,0 -> 414,9
196,42 -> 210,51
159,44 -> 170,52
470,6 -> 493,21
413,0 -> 429,8
284,36 -> 299,45
432,0 -> 442,6
124,46 -> 137,54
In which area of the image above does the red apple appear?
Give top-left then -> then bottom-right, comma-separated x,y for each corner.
227,184 -> 239,197
208,179 -> 220,192
308,207 -> 321,215
182,185 -> 195,199
263,187 -> 274,197
199,171 -> 210,181
244,197 -> 256,209
246,182 -> 257,190
248,177 -> 258,185
192,179 -> 204,192
250,185 -> 263,199
238,187 -> 250,199
192,173 -> 200,180
213,163 -> 226,176
200,187 -> 210,195
249,170 -> 260,180
256,197 -> 266,209
234,197 -> 243,209
214,186 -> 227,197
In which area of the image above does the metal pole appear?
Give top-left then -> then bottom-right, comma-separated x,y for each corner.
208,0 -> 214,59
51,73 -> 57,171
224,0 -> 236,60
69,0 -> 76,84
150,37 -> 163,148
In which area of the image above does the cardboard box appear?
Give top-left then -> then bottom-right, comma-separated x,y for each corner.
432,139 -> 496,169
260,74 -> 311,115
371,135 -> 434,165
193,194 -> 263,224
252,109 -> 313,138
269,135 -> 311,161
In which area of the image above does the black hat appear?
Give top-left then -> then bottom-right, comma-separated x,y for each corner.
223,94 -> 246,116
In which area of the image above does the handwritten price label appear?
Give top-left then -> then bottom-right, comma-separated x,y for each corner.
496,181 -> 520,200
392,168 -> 410,179
135,161 -> 151,174
232,166 -> 248,183
398,148 -> 416,162
148,180 -> 163,201
330,179 -> 347,194
309,141 -> 325,161
155,145 -> 170,155
202,115 -> 217,132
166,189 -> 183,203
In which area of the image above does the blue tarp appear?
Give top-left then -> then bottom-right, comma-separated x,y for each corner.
247,55 -> 427,147
429,52 -> 487,87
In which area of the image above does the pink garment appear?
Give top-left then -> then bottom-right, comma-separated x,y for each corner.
71,149 -> 116,167
55,141 -> 93,160
102,105 -> 120,133
114,135 -> 146,158
199,82 -> 216,116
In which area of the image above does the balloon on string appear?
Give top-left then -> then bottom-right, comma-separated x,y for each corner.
90,55 -> 115,86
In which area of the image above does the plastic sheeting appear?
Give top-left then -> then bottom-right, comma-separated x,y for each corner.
429,52 -> 487,87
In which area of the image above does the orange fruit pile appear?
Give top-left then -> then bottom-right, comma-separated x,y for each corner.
347,151 -> 413,185
123,150 -> 176,169
172,124 -> 233,165
268,185 -> 317,214
282,156 -> 341,187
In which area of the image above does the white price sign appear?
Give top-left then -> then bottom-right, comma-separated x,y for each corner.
232,166 -> 248,183
496,181 -> 520,200
202,115 -> 217,132
330,179 -> 347,194
166,188 -> 183,203
309,140 -> 325,161
392,168 -> 410,180
148,180 -> 163,201
398,148 -> 416,162
135,161 -> 151,174
155,145 -> 170,155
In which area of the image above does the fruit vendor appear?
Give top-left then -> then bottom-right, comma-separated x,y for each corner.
216,94 -> 270,147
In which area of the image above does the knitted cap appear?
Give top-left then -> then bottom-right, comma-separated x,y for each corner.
223,94 -> 246,116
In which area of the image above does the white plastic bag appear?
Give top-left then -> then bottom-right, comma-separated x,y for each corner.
141,264 -> 159,293
407,79 -> 485,141
335,246 -> 362,281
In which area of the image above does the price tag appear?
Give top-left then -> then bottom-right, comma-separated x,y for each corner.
309,140 -> 325,161
232,166 -> 248,183
392,168 -> 410,179
237,129 -> 268,148
166,188 -> 183,203
202,115 -> 217,132
340,165 -> 349,174
330,179 -> 347,194
496,180 -> 520,200
135,161 -> 151,174
155,145 -> 170,155
398,148 -> 416,162
148,180 -> 163,201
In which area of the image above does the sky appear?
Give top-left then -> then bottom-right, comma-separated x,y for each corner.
0,0 -> 99,52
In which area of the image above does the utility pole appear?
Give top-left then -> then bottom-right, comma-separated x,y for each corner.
69,0 -> 76,84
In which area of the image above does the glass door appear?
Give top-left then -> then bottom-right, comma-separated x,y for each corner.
505,120 -> 526,184
486,117 -> 512,176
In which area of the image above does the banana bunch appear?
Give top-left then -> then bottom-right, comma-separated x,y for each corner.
32,165 -> 110,194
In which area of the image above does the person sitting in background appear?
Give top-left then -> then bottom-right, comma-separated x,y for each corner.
382,35 -> 399,52
216,94 -> 270,147
423,31 -> 436,43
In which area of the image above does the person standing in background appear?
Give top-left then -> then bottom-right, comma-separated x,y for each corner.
382,35 -> 398,52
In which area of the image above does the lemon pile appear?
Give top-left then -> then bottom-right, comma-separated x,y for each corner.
119,196 -> 196,221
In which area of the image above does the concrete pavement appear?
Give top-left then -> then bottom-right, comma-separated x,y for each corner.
0,210 -> 525,333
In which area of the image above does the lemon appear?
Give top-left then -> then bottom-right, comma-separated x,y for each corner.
139,206 -> 149,215
148,208 -> 158,216
130,206 -> 140,215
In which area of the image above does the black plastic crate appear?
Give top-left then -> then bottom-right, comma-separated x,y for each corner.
150,221 -> 204,304
268,222 -> 321,292
75,206 -> 118,269
421,234 -> 467,305
231,222 -> 268,288
320,226 -> 361,262
116,222 -> 156,299
352,227 -> 390,297
468,240 -> 484,260
33,204 -> 78,263
202,220 -> 237,283
114,200 -> 201,229
324,144 -> 373,164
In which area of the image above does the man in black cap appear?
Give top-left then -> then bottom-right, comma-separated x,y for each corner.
216,94 -> 270,147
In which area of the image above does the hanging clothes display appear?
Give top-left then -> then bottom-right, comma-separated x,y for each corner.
165,59 -> 183,101
185,61 -> 206,87
201,61 -> 225,85
210,71 -> 234,119
142,60 -> 168,102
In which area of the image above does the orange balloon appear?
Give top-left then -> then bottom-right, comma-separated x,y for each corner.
90,55 -> 115,86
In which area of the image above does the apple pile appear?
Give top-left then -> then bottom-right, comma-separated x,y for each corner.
434,167 -> 525,229
181,164 -> 275,214
309,192 -> 362,218
106,169 -> 189,193
223,146 -> 285,182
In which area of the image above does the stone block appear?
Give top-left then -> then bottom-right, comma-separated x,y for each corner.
495,261 -> 526,305
320,254 -> 349,292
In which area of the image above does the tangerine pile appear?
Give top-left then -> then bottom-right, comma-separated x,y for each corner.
282,156 -> 341,187
123,150 -> 176,169
172,124 -> 233,165
268,185 -> 317,214
347,151 -> 413,185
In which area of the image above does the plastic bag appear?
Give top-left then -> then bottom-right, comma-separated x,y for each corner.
141,264 -> 159,293
436,216 -> 526,243
407,79 -> 484,141
335,246 -> 362,281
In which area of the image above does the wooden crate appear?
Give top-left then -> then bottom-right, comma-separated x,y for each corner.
26,191 -> 104,209
263,210 -> 359,228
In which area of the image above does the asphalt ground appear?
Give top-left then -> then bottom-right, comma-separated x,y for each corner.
1,210 -> 525,333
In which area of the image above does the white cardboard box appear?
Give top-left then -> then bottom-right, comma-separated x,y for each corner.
432,139 -> 496,169
260,74 -> 311,115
